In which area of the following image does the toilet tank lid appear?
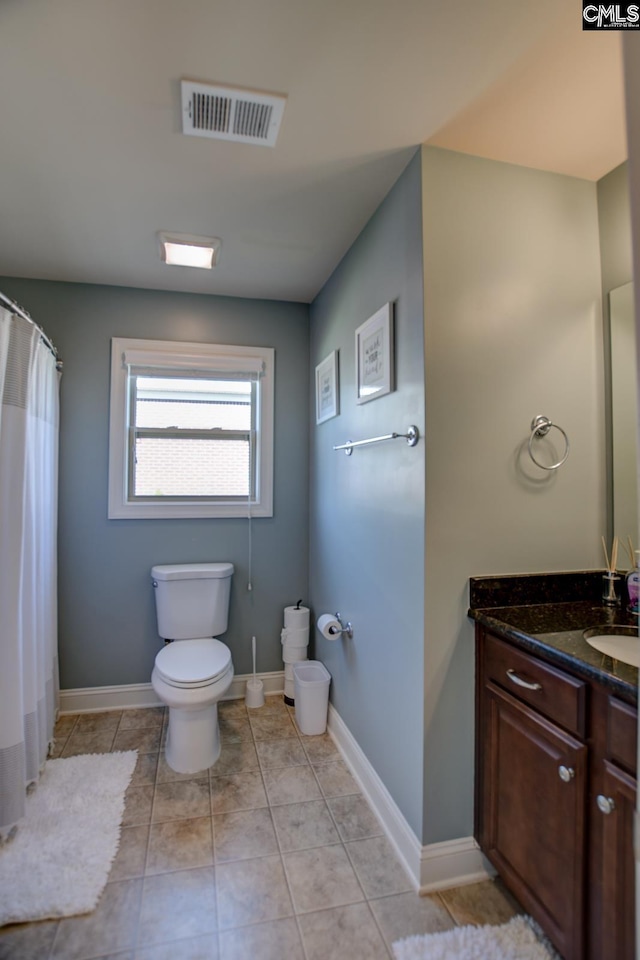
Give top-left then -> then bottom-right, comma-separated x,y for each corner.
152,562 -> 234,581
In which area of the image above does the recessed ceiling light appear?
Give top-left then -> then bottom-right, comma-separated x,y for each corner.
158,232 -> 222,269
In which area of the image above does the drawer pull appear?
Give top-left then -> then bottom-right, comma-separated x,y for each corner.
558,765 -> 575,782
506,668 -> 542,691
597,795 -> 616,815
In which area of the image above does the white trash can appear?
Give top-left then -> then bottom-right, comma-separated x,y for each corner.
293,660 -> 331,735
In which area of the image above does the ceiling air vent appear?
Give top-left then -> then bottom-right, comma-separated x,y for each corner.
181,81 -> 286,147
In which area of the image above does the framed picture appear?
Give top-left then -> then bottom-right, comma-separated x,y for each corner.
315,350 -> 339,424
355,302 -> 394,404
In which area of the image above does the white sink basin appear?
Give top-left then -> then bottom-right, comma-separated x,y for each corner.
583,626 -> 640,668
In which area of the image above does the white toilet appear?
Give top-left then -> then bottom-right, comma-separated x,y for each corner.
151,562 -> 234,774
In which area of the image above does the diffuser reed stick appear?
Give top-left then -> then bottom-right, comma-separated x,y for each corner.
601,535 -> 620,572
626,535 -> 635,570
611,536 -> 618,573
602,535 -> 621,606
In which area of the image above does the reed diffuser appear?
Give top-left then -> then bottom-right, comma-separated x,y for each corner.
624,536 -> 640,616
602,535 -> 621,607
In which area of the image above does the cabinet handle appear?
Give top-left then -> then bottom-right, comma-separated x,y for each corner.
596,795 -> 616,815
558,765 -> 575,782
506,668 -> 542,691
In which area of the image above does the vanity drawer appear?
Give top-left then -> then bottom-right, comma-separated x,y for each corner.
607,696 -> 638,776
483,633 -> 587,737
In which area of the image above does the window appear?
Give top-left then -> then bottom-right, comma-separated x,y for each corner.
108,338 -> 274,518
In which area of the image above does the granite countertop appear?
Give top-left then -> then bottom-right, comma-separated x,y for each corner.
468,572 -> 639,704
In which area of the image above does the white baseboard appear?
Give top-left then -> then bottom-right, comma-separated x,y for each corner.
418,838 -> 495,893
59,683 -> 162,713
59,671 -> 284,714
327,703 -> 491,894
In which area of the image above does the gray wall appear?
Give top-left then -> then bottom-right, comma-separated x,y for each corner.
597,162 -> 633,545
309,151 -> 426,839
624,38 -> 640,312
598,162 -> 633,296
307,146 -> 606,846
622,36 -> 640,586
621,42 -> 640,947
420,146 -> 605,843
0,278 -> 310,689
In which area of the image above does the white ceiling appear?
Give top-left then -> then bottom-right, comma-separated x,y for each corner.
0,0 -> 626,304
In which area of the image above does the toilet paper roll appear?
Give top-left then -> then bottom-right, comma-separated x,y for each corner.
281,626 -> 309,646
317,614 -> 342,641
282,644 -> 308,664
284,605 -> 310,629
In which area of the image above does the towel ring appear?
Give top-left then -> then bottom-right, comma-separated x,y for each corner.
528,415 -> 570,471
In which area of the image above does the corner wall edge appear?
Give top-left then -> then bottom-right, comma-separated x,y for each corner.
327,703 -> 492,892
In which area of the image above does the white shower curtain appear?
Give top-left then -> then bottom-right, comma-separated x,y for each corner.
0,306 -> 59,839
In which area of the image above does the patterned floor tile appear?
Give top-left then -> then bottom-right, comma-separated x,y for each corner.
13,710 -> 515,960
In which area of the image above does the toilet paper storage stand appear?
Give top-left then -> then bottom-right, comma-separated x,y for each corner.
326,612 -> 353,639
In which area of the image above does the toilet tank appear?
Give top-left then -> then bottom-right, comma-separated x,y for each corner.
151,563 -> 234,640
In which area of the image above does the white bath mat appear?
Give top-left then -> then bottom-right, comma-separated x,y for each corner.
0,750 -> 137,926
393,915 -> 559,960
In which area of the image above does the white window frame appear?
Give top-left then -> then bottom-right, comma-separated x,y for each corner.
108,337 -> 274,519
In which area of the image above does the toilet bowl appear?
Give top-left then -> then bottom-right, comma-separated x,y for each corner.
151,562 -> 235,774
151,637 -> 234,774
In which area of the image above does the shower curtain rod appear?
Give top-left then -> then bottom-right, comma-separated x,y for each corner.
0,291 -> 62,369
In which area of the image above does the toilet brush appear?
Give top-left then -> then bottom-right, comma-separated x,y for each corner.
245,635 -> 265,708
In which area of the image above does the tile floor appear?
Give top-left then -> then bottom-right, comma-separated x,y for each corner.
0,696 -> 521,960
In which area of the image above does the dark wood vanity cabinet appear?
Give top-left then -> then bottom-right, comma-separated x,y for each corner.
598,760 -> 636,960
475,627 -> 637,960
593,694 -> 638,960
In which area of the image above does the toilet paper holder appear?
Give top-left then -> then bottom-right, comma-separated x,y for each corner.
331,612 -> 353,639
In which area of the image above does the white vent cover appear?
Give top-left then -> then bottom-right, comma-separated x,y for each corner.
181,81 -> 286,147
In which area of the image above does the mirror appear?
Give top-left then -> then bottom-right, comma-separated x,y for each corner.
609,281 -> 638,552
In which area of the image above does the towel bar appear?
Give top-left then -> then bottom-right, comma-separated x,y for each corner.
333,425 -> 419,456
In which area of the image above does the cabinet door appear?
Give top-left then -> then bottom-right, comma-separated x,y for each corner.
597,761 -> 636,960
480,682 -> 587,960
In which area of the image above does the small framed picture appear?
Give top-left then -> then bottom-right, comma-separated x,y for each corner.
355,302 -> 394,404
315,350 -> 339,424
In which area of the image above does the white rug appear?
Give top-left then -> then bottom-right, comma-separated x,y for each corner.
0,751 -> 137,927
393,915 -> 559,960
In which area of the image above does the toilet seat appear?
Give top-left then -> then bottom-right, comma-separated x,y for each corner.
155,637 -> 231,689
